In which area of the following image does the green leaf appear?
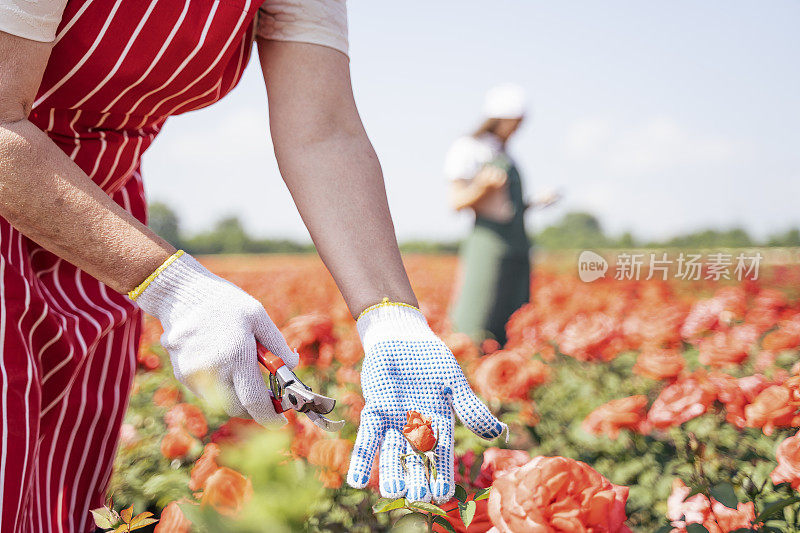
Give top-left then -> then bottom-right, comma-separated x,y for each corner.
433,516 -> 458,533
686,524 -> 710,533
90,508 -> 121,529
120,505 -> 134,524
686,486 -> 706,499
373,498 -> 409,514
454,484 -> 468,503
408,501 -> 448,517
129,512 -> 153,526
709,483 -> 738,509
474,487 -> 491,501
129,518 -> 158,531
756,496 -> 800,522
459,500 -> 476,527
654,526 -> 674,533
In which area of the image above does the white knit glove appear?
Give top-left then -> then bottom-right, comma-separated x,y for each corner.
347,303 -> 506,503
132,252 -> 298,425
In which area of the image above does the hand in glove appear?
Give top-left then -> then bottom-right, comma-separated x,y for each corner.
347,301 -> 506,503
131,251 -> 298,425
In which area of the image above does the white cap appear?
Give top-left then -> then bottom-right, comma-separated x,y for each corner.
482,83 -> 527,119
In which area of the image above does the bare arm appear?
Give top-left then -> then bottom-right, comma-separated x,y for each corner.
0,31 -> 173,293
257,41 -> 416,317
449,166 -> 507,211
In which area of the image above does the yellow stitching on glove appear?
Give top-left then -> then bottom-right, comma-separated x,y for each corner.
128,250 -> 185,301
357,297 -> 420,321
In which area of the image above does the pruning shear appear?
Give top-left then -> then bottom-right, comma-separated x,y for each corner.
256,344 -> 345,433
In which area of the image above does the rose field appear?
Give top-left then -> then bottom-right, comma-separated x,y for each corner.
102,253 -> 800,532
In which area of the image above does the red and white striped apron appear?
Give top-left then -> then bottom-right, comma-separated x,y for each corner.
0,1 -> 260,531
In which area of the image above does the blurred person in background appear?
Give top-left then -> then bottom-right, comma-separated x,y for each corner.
446,84 -> 538,347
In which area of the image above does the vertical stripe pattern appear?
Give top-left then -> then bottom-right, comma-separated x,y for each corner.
1,0 -> 261,531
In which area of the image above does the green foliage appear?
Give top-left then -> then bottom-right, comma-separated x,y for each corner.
534,212 -> 617,249
185,432 -> 323,533
183,217 -> 316,255
147,202 -> 182,248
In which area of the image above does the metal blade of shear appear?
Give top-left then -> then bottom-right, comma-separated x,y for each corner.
306,410 -> 345,432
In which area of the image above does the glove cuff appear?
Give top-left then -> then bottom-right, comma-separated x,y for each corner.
356,300 -> 434,352
131,252 -> 221,324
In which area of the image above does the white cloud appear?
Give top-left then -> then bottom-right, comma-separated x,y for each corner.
563,116 -> 741,175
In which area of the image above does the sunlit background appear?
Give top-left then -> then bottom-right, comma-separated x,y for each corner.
142,0 -> 800,246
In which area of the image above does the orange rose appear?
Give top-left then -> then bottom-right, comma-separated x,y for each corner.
711,499 -> 756,532
770,431 -> 800,491
762,318 -> 800,352
189,443 -> 221,491
667,479 -> 756,532
443,332 -> 481,362
341,391 -> 365,424
402,411 -> 437,452
199,467 -> 253,517
161,427 -> 195,460
744,385 -> 800,435
281,313 -> 336,368
582,395 -> 648,439
479,448 -> 530,482
488,455 -> 631,532
698,326 -> 758,367
646,377 -> 716,430
153,386 -> 182,408
705,372 -> 773,429
210,417 -> 261,445
558,313 -> 621,362
472,349 -> 550,402
633,348 -> 685,380
286,410 -> 325,460
154,502 -> 192,533
165,403 -> 208,438
307,438 -> 353,489
137,345 -> 161,370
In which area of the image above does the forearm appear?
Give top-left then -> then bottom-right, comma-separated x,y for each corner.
451,181 -> 493,210
0,119 -> 174,292
274,130 -> 417,317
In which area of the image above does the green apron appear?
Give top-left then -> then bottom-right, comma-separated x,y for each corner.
451,154 -> 531,346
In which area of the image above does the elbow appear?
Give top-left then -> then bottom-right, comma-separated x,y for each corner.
0,95 -> 32,126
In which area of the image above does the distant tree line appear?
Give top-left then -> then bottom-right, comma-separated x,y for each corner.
534,212 -> 800,249
148,202 -> 800,255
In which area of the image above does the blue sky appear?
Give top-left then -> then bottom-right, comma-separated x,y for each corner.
142,0 -> 800,243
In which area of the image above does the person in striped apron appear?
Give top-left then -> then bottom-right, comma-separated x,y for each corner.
0,1 -> 505,531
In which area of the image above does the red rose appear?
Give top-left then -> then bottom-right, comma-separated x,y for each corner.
165,403 -> 208,438
402,411 -> 437,452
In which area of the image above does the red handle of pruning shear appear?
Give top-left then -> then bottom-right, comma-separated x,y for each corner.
256,345 -> 287,413
256,344 -> 286,375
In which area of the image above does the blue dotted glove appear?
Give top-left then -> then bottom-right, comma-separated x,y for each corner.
346,303 -> 507,503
